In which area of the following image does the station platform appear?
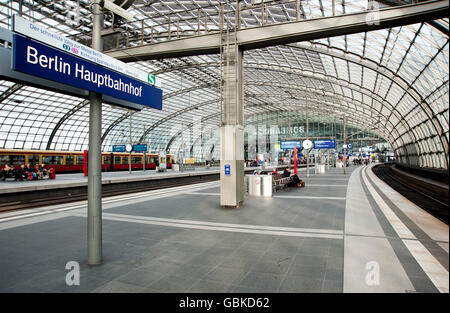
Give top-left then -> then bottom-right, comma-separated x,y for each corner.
0,164 -> 447,293
0,167 -> 222,194
0,165 -> 289,210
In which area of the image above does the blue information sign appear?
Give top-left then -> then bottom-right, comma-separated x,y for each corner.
280,140 -> 302,150
132,144 -> 148,152
112,145 -> 125,152
224,164 -> 231,175
313,140 -> 336,149
12,34 -> 162,109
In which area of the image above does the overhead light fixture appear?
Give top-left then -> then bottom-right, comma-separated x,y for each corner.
101,0 -> 135,21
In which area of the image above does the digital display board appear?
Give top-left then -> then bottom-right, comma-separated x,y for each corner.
280,140 -> 302,150
313,140 -> 336,149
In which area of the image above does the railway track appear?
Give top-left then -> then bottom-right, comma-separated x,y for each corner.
0,175 -> 219,213
372,164 -> 449,225
0,165 -> 301,213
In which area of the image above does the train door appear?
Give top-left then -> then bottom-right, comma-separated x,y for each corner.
110,153 -> 114,171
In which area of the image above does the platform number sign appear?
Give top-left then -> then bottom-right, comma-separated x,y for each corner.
225,164 -> 231,175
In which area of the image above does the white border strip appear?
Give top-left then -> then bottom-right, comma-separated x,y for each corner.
71,212 -> 343,240
99,212 -> 344,235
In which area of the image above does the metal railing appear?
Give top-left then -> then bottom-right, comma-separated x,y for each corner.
103,0 -> 403,52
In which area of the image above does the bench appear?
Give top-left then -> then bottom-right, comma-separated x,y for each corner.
271,173 -> 292,191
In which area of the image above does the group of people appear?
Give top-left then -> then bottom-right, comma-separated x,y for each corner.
265,166 -> 305,188
281,166 -> 305,188
0,164 -> 49,181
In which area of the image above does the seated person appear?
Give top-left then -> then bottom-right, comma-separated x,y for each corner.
0,164 -> 14,181
283,166 -> 291,177
26,163 -> 37,180
25,163 -> 33,173
271,169 -> 278,175
283,166 -> 305,188
15,164 -> 27,181
39,164 -> 48,178
34,164 -> 43,179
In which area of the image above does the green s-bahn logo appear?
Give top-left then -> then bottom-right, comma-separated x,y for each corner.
148,73 -> 156,86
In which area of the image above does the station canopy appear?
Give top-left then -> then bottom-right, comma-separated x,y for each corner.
0,0 -> 448,169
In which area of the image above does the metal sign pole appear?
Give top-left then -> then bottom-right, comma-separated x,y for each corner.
129,110 -> 132,174
87,0 -> 103,265
143,125 -> 146,173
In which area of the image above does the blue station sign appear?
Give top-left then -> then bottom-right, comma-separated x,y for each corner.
12,34 -> 162,110
224,164 -> 231,175
132,144 -> 148,152
314,140 -> 336,149
280,140 -> 302,150
112,145 -> 126,152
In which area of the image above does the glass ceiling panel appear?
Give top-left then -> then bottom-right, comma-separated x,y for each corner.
0,0 -> 447,168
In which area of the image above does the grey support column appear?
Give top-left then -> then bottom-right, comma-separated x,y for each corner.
220,43 -> 244,208
87,0 -> 103,265
306,109 -> 310,177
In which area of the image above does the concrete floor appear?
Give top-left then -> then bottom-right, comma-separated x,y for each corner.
0,165 -> 447,293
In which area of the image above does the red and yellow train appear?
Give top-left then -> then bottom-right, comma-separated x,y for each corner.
0,149 -> 173,173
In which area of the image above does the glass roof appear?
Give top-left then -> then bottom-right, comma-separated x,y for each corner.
0,0 -> 448,169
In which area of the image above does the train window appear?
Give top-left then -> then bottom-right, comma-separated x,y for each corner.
76,155 -> 84,164
149,157 -> 155,164
42,156 -> 63,165
0,155 -> 25,165
114,156 -> 121,164
28,154 -> 40,165
0,155 -> 8,165
66,155 -> 74,165
122,157 -> 128,164
103,156 -> 111,164
132,157 -> 142,164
